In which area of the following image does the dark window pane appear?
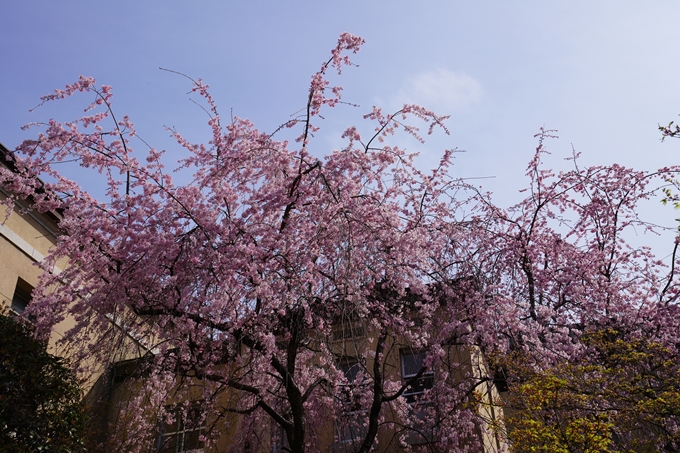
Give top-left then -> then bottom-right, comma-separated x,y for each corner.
337,411 -> 367,444
164,417 -> 179,433
339,358 -> 360,383
183,429 -> 203,450
11,280 -> 32,314
401,351 -> 426,377
157,402 -> 205,453
159,433 -> 178,453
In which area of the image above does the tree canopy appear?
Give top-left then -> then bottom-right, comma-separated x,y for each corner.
0,313 -> 86,453
496,328 -> 680,452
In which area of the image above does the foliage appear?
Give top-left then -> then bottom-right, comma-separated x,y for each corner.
4,34 -> 680,453
660,121 -> 680,141
0,313 -> 86,453
472,129 -> 680,452
660,119 -> 680,209
498,329 -> 680,453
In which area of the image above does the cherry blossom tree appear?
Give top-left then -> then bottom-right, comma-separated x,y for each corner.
1,34 -> 487,453
4,33 -> 680,453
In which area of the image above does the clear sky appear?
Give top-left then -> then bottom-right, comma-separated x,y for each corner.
2,1 -> 680,237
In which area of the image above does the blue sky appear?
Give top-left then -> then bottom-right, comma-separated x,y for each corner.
2,1 -> 680,241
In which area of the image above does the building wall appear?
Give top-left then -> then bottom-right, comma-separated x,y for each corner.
91,321 -> 507,453
0,188 -> 73,348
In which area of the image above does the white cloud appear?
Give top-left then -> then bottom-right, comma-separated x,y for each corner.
391,69 -> 482,112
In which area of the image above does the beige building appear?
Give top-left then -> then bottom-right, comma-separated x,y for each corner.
91,316 -> 507,453
0,142 -> 71,349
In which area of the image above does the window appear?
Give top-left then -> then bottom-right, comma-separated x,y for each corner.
401,350 -> 434,403
493,366 -> 509,393
271,423 -> 289,453
336,357 -> 366,447
337,356 -> 363,411
336,411 -> 366,447
339,356 -> 361,385
401,350 -> 436,444
10,278 -> 33,316
157,403 -> 205,453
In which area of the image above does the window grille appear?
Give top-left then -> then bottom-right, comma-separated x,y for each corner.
400,350 -> 434,404
158,403 -> 205,453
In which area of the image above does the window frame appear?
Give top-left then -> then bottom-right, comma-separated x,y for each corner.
335,409 -> 367,447
157,402 -> 206,453
335,356 -> 368,447
400,349 -> 436,445
10,278 -> 33,316
400,350 -> 434,403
